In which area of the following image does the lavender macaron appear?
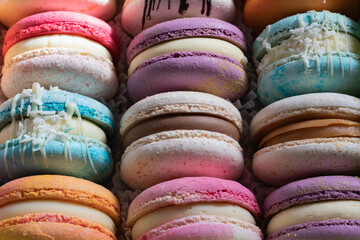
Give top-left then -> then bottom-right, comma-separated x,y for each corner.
264,175 -> 360,240
126,17 -> 248,102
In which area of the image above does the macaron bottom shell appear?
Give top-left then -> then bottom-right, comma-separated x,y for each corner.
2,50 -> 118,101
120,130 -> 244,190
138,216 -> 263,240
252,137 -> 360,186
268,219 -> 360,240
0,137 -> 113,184
257,53 -> 360,106
0,213 -> 116,240
127,52 -> 247,102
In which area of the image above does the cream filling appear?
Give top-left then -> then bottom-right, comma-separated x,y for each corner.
128,37 -> 246,76
4,34 -> 112,64
267,200 -> 360,235
0,200 -> 116,233
0,117 -> 107,145
258,31 -> 360,75
131,203 -> 255,240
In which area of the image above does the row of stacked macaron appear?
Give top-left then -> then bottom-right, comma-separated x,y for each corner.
0,1 -> 123,239
121,0 -> 360,240
244,1 -> 360,239
119,0 -> 265,239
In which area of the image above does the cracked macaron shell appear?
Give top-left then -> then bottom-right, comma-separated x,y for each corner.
2,11 -> 119,61
126,17 -> 247,64
0,175 -> 120,226
126,177 -> 261,227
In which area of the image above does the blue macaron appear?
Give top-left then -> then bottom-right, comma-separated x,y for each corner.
0,83 -> 114,183
253,11 -> 360,106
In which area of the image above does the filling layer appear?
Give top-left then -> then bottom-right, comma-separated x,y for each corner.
259,119 -> 360,149
4,34 -> 112,64
0,200 -> 116,234
258,31 -> 360,75
0,117 -> 107,145
267,200 -> 360,235
122,114 -> 240,149
128,37 -> 246,75
132,202 -> 255,240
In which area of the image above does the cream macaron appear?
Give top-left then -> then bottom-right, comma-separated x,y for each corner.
120,91 -> 244,190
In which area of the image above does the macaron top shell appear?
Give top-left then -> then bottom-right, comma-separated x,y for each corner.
252,10 -> 360,61
250,92 -> 360,144
263,176 -> 360,219
0,87 -> 114,136
126,17 -> 247,64
3,11 -> 119,60
126,177 -> 260,226
0,175 -> 120,225
120,91 -> 243,136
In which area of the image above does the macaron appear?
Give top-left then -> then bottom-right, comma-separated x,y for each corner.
250,92 -> 360,186
120,91 -> 244,190
126,177 -> 263,240
244,0 -> 360,36
121,0 -> 236,36
0,0 -> 117,27
126,17 -> 248,102
2,11 -> 119,101
264,175 -> 360,240
0,175 -> 120,239
0,83 -> 114,183
252,10 -> 360,106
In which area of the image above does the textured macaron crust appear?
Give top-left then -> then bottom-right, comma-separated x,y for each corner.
264,176 -> 360,240
0,84 -> 114,183
253,11 -> 360,106
120,91 -> 244,189
244,0 -> 360,36
250,92 -> 360,186
126,17 -> 247,102
0,175 -> 120,239
127,177 -> 262,239
121,0 -> 236,36
0,0 -> 117,27
2,11 -> 118,101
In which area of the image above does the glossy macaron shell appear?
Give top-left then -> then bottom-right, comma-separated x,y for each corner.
2,11 -> 119,60
264,176 -> 360,239
0,175 -> 120,239
121,0 -> 236,36
244,0 -> 360,37
127,177 -> 262,239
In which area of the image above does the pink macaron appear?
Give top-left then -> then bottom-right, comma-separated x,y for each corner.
126,17 -> 248,102
126,177 -> 263,240
2,11 -> 119,101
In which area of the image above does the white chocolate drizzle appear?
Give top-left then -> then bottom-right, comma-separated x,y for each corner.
3,83 -> 99,179
257,11 -> 357,79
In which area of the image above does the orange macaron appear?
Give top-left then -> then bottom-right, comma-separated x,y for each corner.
0,175 -> 120,239
244,0 -> 360,36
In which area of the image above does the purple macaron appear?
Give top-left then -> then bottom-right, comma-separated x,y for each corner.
126,17 -> 248,102
263,175 -> 360,239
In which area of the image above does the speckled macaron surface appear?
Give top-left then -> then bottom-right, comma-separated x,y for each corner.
264,176 -> 360,239
253,11 -> 360,106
